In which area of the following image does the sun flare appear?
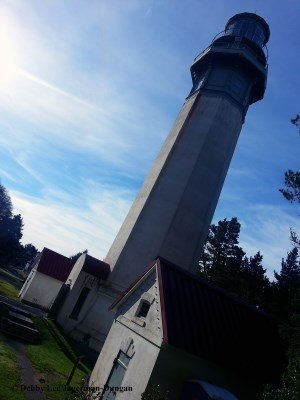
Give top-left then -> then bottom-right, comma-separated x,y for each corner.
0,23 -> 19,86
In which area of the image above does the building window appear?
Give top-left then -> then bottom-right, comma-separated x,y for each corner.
101,351 -> 130,400
136,301 -> 150,318
231,77 -> 245,96
69,287 -> 90,320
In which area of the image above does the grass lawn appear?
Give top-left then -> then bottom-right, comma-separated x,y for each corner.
0,281 -> 20,301
25,318 -> 91,400
0,268 -> 25,290
0,334 -> 26,400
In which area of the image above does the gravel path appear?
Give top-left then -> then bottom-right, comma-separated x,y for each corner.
7,339 -> 46,400
1,294 -> 48,399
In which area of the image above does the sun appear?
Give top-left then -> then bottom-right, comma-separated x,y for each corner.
0,23 -> 19,86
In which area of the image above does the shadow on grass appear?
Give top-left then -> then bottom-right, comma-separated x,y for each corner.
41,318 -> 92,374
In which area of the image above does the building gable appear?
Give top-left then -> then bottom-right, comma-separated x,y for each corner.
114,267 -> 163,346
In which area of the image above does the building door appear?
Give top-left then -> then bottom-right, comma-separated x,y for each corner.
69,287 -> 90,320
101,351 -> 130,400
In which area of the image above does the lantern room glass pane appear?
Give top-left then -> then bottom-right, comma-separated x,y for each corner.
225,19 -> 266,47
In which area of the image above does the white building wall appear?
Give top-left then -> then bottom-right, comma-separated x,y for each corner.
56,271 -> 115,351
18,268 -> 36,299
66,254 -> 86,288
19,271 -> 63,310
115,267 -> 163,341
90,268 -> 163,399
18,253 -> 41,299
89,321 -> 161,400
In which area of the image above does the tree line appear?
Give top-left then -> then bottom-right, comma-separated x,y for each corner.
198,216 -> 299,399
197,114 -> 300,399
0,183 -> 38,269
198,217 -> 299,322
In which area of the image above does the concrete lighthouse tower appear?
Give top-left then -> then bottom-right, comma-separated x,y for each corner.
105,12 -> 270,293
55,13 -> 271,354
87,15 -> 281,400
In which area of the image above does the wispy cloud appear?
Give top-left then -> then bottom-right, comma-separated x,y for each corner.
18,68 -> 101,112
0,167 -> 18,183
10,184 -> 134,259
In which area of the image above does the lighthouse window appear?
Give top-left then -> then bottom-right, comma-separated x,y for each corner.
231,77 -> 245,96
253,25 -> 264,47
225,19 -> 265,47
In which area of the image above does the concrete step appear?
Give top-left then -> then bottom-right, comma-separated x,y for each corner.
8,311 -> 35,328
0,301 -> 32,318
1,317 -> 39,344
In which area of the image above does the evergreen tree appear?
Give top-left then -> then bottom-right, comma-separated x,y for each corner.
0,183 -> 12,219
198,218 -> 271,308
240,251 -> 270,307
0,184 -> 24,267
290,229 -> 300,249
199,218 -> 243,275
263,289 -> 300,400
275,248 -> 300,292
198,217 -> 246,294
70,249 -> 88,261
279,115 -> 300,246
279,170 -> 300,204
0,183 -> 38,268
17,243 -> 39,269
264,115 -> 300,398
274,248 -> 300,320
291,114 -> 300,131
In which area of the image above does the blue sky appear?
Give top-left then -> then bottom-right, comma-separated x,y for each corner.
0,0 -> 299,278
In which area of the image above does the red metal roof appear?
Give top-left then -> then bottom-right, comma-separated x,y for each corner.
36,248 -> 75,282
157,257 -> 284,383
82,254 -> 110,280
111,257 -> 285,383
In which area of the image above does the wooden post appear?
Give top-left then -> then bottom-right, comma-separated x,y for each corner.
66,355 -> 84,386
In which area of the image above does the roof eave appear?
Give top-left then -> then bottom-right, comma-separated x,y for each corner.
109,259 -> 158,311
156,258 -> 169,345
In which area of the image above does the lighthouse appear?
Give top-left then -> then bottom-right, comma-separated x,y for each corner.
105,12 -> 270,292
88,16 -> 278,400
55,13 -> 271,357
